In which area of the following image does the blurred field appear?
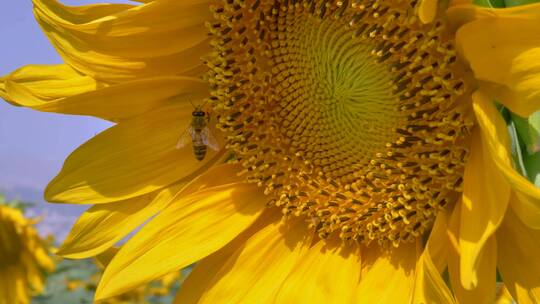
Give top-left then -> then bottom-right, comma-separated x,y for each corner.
0,194 -> 183,303
34,258 -> 182,304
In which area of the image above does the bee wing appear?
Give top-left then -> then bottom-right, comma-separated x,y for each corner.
176,126 -> 194,149
201,127 -> 220,151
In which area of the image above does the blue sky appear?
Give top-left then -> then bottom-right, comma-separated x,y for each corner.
0,0 -> 134,238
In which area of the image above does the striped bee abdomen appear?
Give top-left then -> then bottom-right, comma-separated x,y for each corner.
193,144 -> 207,161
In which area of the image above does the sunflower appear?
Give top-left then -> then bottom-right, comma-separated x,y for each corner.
2,0 -> 540,302
0,203 -> 55,304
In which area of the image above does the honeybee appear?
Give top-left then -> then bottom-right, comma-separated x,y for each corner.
176,103 -> 219,161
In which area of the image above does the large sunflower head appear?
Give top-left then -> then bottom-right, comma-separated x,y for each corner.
207,0 -> 473,247
0,202 -> 55,304
2,0 -> 540,303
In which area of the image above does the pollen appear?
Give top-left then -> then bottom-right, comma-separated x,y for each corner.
206,0 -> 473,247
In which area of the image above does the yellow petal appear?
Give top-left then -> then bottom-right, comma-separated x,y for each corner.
39,76 -> 208,122
496,207 -> 540,303
451,3 -> 540,116
33,0 -> 211,82
197,218 -> 312,304
448,203 -> 498,304
174,209 -> 280,304
472,89 -> 540,230
475,141 -> 540,230
356,242 -> 417,303
45,102 -> 225,204
174,251 -> 232,304
274,239 -> 361,304
495,285 -> 515,304
1,63 -> 209,121
1,64 -> 97,106
425,208 -> 449,272
412,243 -> 456,304
177,163 -> 244,195
460,93 -> 511,289
56,183 -> 182,258
95,182 -> 266,300
57,163 -> 242,258
446,201 -> 461,259
509,186 -> 540,230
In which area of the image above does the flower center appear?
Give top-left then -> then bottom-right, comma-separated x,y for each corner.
275,15 -> 402,179
207,0 -> 472,247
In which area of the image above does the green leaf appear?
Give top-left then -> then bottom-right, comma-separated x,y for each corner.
511,111 -> 540,187
523,152 -> 540,188
474,0 -> 506,7
505,0 -> 540,7
528,112 -> 540,153
512,112 -> 540,156
508,120 -> 529,176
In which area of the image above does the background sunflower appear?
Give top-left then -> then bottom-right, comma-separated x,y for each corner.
0,196 -> 54,304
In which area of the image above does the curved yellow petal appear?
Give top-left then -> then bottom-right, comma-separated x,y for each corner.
57,163 -> 242,258
509,186 -> 540,230
95,182 -> 266,300
356,242 -> 417,303
56,183 -> 181,259
1,63 -> 208,121
474,136 -> 540,230
472,89 -> 540,229
174,209 -> 279,304
198,218 -> 313,304
45,102 -> 225,204
413,244 -> 456,304
1,64 -> 97,106
455,238 -> 498,304
174,255 -> 227,304
446,201 -> 461,266
33,0 -> 211,82
459,128 -> 509,290
37,76 -> 208,122
425,208 -> 450,272
497,207 -> 540,303
447,203 -> 498,304
451,3 -> 540,116
274,239 -> 361,304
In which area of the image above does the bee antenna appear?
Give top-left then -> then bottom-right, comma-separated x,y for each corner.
189,100 -> 196,108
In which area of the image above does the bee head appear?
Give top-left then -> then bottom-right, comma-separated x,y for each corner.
192,110 -> 206,117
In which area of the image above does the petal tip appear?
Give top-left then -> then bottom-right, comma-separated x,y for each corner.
94,276 -> 117,302
44,181 -> 62,203
55,246 -> 83,259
